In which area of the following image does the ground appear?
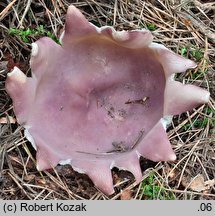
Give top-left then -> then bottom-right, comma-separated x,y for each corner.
0,0 -> 214,200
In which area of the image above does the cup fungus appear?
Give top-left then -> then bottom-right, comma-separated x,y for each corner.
6,5 -> 210,195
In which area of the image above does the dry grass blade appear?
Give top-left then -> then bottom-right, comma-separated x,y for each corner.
0,0 -> 17,21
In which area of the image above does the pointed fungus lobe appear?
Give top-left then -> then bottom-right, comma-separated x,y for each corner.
6,5 -> 210,195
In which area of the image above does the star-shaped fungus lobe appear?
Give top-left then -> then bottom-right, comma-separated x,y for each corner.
6,6 -> 210,195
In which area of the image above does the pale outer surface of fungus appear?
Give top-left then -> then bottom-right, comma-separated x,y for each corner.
6,6 -> 210,195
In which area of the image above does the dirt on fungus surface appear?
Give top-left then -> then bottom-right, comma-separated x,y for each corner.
0,0 -> 214,200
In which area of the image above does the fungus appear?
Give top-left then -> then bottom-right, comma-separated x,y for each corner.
6,5 -> 210,195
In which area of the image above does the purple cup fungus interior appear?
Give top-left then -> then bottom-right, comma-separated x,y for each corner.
5,5 -> 210,195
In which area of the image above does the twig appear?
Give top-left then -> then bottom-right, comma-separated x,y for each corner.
0,0 -> 17,21
18,0 -> 32,28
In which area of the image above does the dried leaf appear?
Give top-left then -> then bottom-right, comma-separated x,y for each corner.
120,189 -> 132,200
182,174 -> 215,192
189,175 -> 205,192
35,177 -> 46,185
24,174 -> 35,182
205,179 -> 215,187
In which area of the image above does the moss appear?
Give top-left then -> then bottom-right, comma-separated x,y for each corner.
139,173 -> 175,200
8,25 -> 60,44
